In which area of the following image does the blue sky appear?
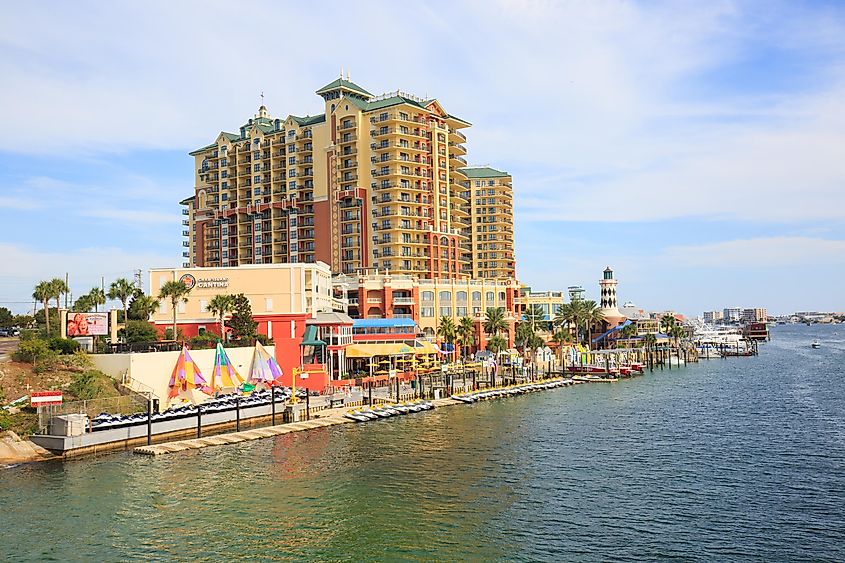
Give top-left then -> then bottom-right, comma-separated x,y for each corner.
1,0 -> 844,316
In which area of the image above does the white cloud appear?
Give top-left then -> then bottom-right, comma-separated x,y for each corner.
0,196 -> 40,210
0,242 -> 177,313
663,236 -> 845,268
1,1 -> 841,224
81,209 -> 178,224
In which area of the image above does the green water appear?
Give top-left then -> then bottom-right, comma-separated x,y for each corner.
2,325 -> 844,561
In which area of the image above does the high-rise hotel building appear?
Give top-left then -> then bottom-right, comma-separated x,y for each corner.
181,77 -> 515,280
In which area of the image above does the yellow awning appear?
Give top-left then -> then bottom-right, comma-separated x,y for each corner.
345,343 -> 415,358
413,341 -> 437,355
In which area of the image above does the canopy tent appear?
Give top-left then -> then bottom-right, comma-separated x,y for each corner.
168,345 -> 211,405
412,340 -> 437,355
210,342 -> 244,392
248,341 -> 284,387
345,343 -> 415,358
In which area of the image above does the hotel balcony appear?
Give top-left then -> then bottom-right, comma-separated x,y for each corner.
449,130 -> 467,143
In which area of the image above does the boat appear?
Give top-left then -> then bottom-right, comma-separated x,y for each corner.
811,340 -> 821,349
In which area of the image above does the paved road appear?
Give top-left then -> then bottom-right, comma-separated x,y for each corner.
0,338 -> 18,362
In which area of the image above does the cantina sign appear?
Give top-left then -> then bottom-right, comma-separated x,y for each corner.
179,274 -> 229,289
196,277 -> 229,288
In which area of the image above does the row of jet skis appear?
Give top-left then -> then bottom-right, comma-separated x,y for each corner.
90,387 -> 302,431
343,400 -> 435,422
450,378 -> 575,403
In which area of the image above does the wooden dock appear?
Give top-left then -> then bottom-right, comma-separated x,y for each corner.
134,416 -> 354,456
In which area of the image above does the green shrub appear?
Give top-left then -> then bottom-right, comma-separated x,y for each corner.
255,333 -> 274,346
11,339 -> 51,363
48,337 -> 81,355
164,327 -> 185,342
32,351 -> 62,374
189,333 -> 218,349
68,370 -> 119,400
19,329 -> 39,342
125,320 -> 158,344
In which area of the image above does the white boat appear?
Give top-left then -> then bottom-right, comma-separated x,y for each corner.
811,340 -> 821,349
697,344 -> 722,359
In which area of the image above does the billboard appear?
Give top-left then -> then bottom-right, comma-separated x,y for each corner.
67,312 -> 109,337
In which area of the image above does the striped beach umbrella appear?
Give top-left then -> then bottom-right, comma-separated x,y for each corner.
211,342 -> 244,392
168,345 -> 211,403
248,341 -> 284,388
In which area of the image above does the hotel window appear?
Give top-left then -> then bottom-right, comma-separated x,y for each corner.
457,307 -> 467,317
177,301 -> 186,314
199,299 -> 207,313
486,291 -> 494,301
159,301 -> 166,314
439,306 -> 452,317
439,291 -> 451,302
472,291 -> 481,302
422,291 -> 434,302
499,291 -> 506,301
265,298 -> 273,312
421,307 -> 434,318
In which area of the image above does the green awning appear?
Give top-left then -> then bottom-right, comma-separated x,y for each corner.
300,325 -> 326,347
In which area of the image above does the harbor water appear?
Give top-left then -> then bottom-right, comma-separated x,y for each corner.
1,325 -> 844,561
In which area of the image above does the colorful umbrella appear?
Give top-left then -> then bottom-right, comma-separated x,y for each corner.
248,341 -> 284,387
211,342 -> 244,392
168,345 -> 211,403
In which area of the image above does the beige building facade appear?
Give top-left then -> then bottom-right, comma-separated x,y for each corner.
149,263 -> 340,334
183,77 -> 514,280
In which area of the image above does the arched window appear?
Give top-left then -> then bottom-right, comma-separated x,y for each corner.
472,291 -> 481,302
439,291 -> 451,302
456,291 -> 467,302
422,291 -> 434,301
499,291 -> 506,301
486,291 -> 494,302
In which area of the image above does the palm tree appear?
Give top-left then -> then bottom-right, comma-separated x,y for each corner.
660,314 -> 676,334
88,287 -> 106,313
131,294 -> 160,321
643,333 -> 657,352
515,321 -> 534,351
523,304 -> 547,332
159,280 -> 192,342
456,316 -> 475,359
483,307 -> 507,338
73,295 -> 95,313
581,300 -> 605,349
669,324 -> 684,348
48,277 -> 68,315
552,328 -> 573,365
620,323 -> 638,343
486,334 -> 507,355
33,281 -> 52,335
554,301 -> 582,343
207,294 -> 235,339
437,316 -> 457,362
107,278 -> 135,323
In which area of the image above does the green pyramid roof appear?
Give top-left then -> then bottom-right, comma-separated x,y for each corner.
316,78 -> 373,97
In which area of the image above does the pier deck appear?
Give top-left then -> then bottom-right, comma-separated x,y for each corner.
134,397 -> 462,456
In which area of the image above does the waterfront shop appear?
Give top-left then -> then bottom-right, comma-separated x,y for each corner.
149,263 -> 347,379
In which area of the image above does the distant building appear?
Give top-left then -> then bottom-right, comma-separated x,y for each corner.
517,291 -> 566,323
741,308 -> 768,323
567,286 -> 585,302
703,310 -> 724,323
723,307 -> 742,322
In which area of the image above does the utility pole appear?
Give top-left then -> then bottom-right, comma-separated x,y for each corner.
134,269 -> 143,293
65,272 -> 69,309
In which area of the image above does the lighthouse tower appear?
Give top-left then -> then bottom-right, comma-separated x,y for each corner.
599,267 -> 624,326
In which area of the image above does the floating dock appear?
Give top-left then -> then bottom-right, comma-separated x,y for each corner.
135,416 -> 353,456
